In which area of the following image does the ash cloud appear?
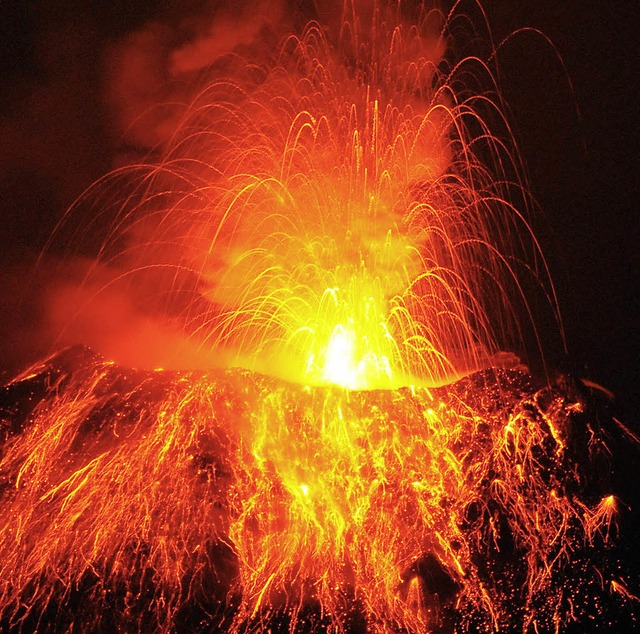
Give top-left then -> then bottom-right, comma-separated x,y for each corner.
105,0 -> 286,159
0,0 -> 292,375
1,0 -> 446,377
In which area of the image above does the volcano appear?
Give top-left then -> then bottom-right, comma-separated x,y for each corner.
1,2 -> 638,631
0,347 -> 637,632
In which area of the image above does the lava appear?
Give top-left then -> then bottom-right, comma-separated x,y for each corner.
0,347 -> 634,632
0,1 -> 637,633
43,0 -> 555,387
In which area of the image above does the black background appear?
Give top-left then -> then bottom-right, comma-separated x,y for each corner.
481,1 -> 639,423
0,1 -> 637,421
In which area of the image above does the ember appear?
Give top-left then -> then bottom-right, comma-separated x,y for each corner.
0,348 -> 637,631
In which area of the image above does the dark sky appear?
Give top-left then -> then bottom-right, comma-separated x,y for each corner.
0,1 -> 638,419
480,1 -> 639,421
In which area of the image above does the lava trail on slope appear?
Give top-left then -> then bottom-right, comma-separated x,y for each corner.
0,347 -> 637,632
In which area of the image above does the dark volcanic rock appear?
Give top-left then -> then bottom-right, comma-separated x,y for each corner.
0,346 -> 637,633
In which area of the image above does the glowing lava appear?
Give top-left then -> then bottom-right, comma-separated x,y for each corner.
44,0 -> 557,388
0,349 -> 634,632
1,2 -> 636,633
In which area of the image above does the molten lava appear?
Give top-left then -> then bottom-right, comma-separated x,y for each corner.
44,0 -> 552,387
0,348 -> 636,632
0,2 -> 637,633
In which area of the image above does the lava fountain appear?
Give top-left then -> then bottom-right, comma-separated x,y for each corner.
0,2 -> 637,633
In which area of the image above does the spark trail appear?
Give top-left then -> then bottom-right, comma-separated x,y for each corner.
46,0 -> 554,387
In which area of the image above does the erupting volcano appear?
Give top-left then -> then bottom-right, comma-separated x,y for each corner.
0,1 -> 638,632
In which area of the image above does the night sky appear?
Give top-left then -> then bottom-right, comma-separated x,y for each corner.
481,1 -> 639,422
0,1 -> 638,420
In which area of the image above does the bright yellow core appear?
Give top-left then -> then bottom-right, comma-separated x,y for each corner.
319,324 -> 392,390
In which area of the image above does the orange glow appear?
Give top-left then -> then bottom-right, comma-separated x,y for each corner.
0,352 -> 629,631
0,2 -> 630,633
43,1 -> 559,387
